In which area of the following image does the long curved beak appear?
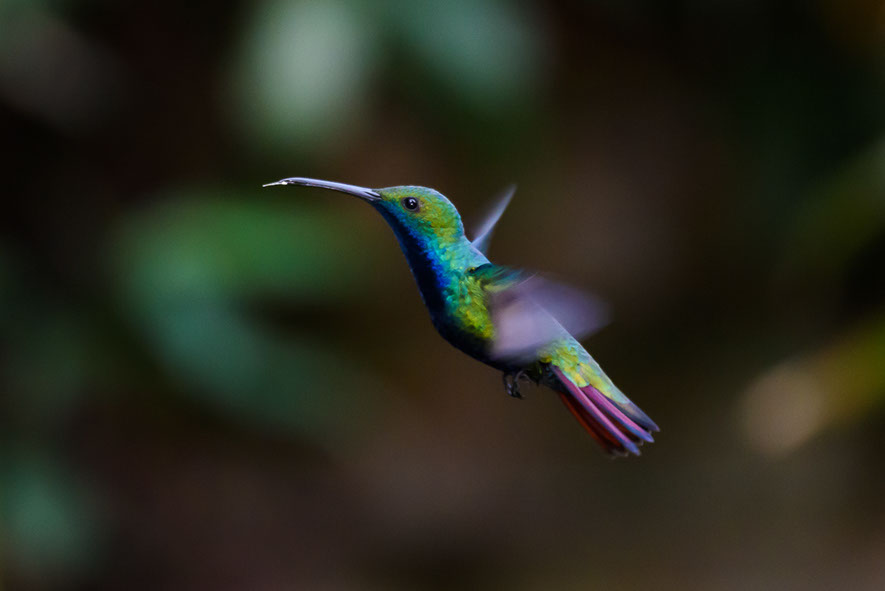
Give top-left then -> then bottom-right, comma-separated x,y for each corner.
263,177 -> 381,202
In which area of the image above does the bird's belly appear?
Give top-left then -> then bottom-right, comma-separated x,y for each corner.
431,314 -> 529,374
432,315 -> 490,360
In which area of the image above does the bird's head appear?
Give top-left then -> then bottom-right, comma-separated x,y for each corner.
264,177 -> 466,247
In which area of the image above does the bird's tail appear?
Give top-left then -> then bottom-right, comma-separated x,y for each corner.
551,366 -> 658,456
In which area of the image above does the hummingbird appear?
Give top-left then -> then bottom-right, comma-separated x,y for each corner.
263,177 -> 658,456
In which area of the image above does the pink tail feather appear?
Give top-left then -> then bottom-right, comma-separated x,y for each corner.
551,367 -> 657,456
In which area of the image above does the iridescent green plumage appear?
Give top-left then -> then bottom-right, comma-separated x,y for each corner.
264,177 -> 658,455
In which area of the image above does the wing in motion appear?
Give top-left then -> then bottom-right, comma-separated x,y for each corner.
471,185 -> 516,255
470,264 -> 609,360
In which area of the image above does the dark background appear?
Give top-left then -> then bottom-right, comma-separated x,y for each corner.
2,1 -> 885,589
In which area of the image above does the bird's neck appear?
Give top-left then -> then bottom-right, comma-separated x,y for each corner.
389,227 -> 486,317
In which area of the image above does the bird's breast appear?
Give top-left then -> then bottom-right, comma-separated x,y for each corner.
426,274 -> 495,359
388,227 -> 494,359
443,276 -> 495,339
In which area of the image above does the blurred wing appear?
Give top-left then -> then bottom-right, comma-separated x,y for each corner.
471,185 -> 516,255
471,265 -> 610,360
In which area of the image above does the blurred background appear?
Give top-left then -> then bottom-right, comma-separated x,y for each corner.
2,0 -> 885,589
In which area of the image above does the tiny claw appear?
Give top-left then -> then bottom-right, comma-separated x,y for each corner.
502,371 -> 529,399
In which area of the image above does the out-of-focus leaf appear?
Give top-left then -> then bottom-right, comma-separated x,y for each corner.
388,0 -> 547,112
111,188 -> 387,445
0,452 -> 103,576
116,189 -> 375,302
230,0 -> 377,153
740,310 -> 885,457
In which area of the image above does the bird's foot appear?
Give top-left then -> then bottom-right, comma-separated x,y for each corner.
502,370 -> 530,399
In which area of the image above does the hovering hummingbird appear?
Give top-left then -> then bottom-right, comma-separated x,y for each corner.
263,177 -> 658,456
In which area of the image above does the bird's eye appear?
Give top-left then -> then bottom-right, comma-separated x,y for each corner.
401,197 -> 420,211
